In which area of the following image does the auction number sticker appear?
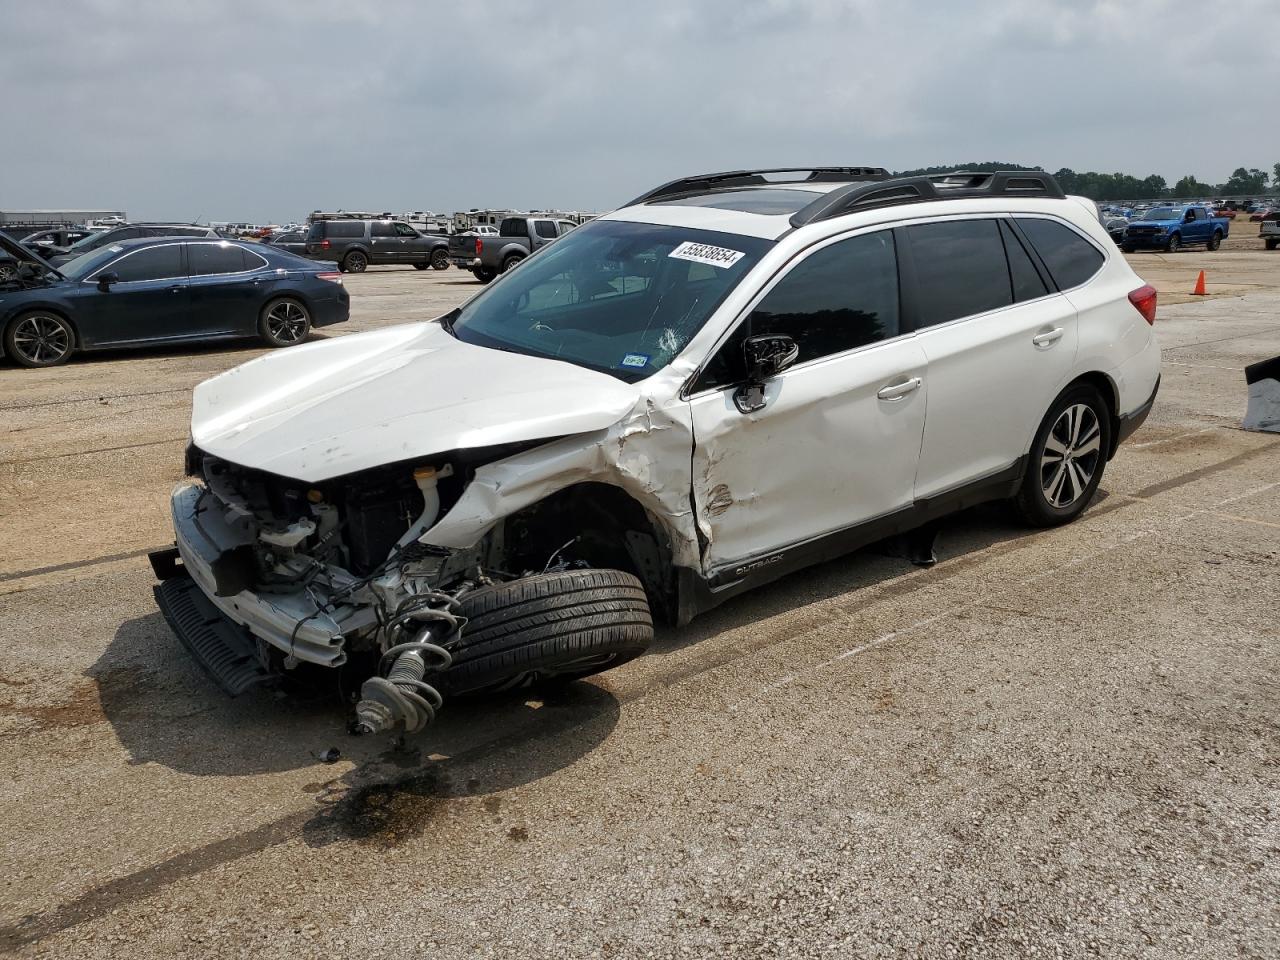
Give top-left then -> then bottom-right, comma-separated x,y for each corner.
668,241 -> 745,269
620,353 -> 650,368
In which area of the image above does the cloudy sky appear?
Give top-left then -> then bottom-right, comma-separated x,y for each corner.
2,0 -> 1278,222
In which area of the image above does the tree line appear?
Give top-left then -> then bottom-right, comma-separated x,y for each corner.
893,162 -> 1280,200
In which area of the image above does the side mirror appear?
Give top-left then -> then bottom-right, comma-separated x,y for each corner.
734,333 -> 799,414
96,271 -> 119,291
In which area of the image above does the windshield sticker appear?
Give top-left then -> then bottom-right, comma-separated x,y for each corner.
668,241 -> 745,269
620,353 -> 650,369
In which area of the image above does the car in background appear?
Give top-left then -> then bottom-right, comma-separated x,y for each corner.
0,234 -> 349,368
460,215 -> 580,282
304,219 -> 450,273
20,228 -> 97,254
1248,206 -> 1277,222
45,223 -> 218,265
1104,215 -> 1129,245
268,229 -> 310,257
1120,205 -> 1229,253
1260,211 -> 1280,250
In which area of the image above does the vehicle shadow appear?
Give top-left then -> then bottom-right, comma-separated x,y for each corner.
93,613 -> 620,796
650,500 -> 1054,657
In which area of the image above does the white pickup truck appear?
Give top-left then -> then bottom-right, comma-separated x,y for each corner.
1260,211 -> 1280,250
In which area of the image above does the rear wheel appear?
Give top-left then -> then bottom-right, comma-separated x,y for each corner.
1013,383 -> 1112,527
342,250 -> 368,273
431,248 -> 449,270
5,311 -> 75,367
258,297 -> 311,347
1266,239 -> 1278,251
501,255 -> 524,274
1207,230 -> 1222,251
474,267 -> 497,283
436,569 -> 653,697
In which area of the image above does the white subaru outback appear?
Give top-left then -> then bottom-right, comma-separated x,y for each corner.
153,167 -> 1161,736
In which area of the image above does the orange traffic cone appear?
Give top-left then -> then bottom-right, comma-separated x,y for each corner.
1192,270 -> 1207,296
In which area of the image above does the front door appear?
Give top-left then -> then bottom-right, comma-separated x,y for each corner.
74,243 -> 191,346
688,229 -> 927,574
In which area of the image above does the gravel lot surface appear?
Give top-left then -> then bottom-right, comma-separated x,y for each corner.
0,246 -> 1277,959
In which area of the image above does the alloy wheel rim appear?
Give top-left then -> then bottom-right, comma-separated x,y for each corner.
1040,403 -> 1101,508
266,302 -> 307,343
12,315 -> 71,364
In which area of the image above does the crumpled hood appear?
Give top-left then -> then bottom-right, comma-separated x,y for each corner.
191,322 -> 641,482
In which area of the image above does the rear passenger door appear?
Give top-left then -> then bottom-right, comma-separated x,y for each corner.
186,241 -> 266,336
532,219 -> 559,250
905,217 -> 1079,499
369,221 -> 400,263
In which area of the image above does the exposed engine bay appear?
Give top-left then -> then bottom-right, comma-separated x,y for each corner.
155,443 -> 659,737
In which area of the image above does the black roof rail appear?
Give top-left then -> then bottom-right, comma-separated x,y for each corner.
627,167 -> 890,206
789,170 -> 1065,227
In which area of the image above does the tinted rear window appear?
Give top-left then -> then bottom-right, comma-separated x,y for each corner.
327,221 -> 365,239
1000,220 -> 1049,303
534,220 -> 558,239
906,219 -> 1012,327
1017,218 -> 1104,289
188,242 -> 248,274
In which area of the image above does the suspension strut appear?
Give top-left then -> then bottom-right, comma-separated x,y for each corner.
353,597 -> 462,736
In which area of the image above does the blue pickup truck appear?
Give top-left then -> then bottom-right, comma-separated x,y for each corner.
1120,204 -> 1229,253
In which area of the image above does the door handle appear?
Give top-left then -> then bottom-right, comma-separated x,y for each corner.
1032,327 -> 1064,347
876,376 -> 922,401
168,285 -> 183,294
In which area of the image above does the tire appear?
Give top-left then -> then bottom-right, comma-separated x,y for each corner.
474,267 -> 497,283
501,255 -> 524,274
5,311 -> 75,368
1013,383 -> 1112,528
1165,233 -> 1181,254
0,262 -> 18,283
1206,230 -> 1222,251
257,297 -> 311,348
436,569 -> 653,697
1266,239 -> 1277,251
1120,244 -> 1135,254
342,250 -> 368,273
431,248 -> 449,270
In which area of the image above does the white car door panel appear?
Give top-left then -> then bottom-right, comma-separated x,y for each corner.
913,296 -> 1078,497
687,228 -> 926,572
690,340 -> 928,571
902,216 -> 1079,499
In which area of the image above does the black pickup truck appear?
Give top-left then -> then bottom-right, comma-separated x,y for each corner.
304,219 -> 450,273
450,216 -> 580,282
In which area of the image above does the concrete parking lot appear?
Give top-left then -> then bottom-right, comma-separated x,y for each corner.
1,247 -> 1277,958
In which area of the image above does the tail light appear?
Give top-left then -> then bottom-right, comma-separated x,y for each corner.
317,272 -> 343,284
1128,284 -> 1157,325
475,238 -> 483,255
319,239 -> 331,250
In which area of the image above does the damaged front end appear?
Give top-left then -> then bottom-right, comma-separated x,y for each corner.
156,445 -> 514,736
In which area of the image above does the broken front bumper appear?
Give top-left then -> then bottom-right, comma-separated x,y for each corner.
168,482 -> 373,667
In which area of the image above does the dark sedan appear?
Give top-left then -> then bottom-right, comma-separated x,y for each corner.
0,234 -> 349,368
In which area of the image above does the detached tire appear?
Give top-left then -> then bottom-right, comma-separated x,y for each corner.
437,569 -> 653,697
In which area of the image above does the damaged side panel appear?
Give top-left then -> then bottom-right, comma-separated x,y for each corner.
424,394 -> 701,569
687,339 -> 929,573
